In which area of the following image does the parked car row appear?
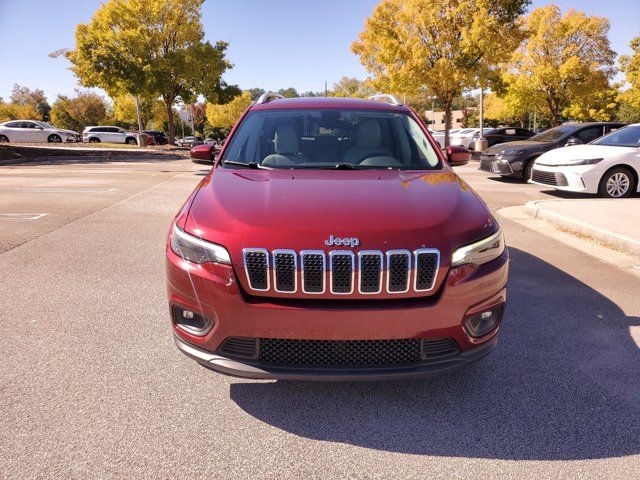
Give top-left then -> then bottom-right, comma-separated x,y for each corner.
0,119 -> 177,146
429,127 -> 536,150
477,121 -> 638,198
0,120 -> 81,143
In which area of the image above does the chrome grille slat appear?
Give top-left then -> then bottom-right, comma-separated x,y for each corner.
243,247 -> 440,295
273,249 -> 297,293
358,251 -> 383,294
301,251 -> 326,294
330,251 -> 355,294
243,248 -> 270,291
414,249 -> 439,292
386,250 -> 411,293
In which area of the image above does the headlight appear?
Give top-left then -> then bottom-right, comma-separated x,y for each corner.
451,229 -> 505,267
170,223 -> 231,265
500,149 -> 525,157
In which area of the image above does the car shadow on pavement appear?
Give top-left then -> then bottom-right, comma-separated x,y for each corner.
230,248 -> 640,461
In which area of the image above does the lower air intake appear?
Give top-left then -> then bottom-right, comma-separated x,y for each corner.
259,338 -> 422,367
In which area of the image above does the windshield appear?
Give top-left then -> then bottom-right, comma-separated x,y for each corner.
591,125 -> 640,147
36,122 -> 55,129
530,124 -> 581,143
220,109 -> 441,170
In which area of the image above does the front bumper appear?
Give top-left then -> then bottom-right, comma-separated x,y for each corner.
174,333 -> 498,381
530,163 -> 597,193
479,156 -> 515,176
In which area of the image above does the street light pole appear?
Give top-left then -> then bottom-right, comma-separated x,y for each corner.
479,88 -> 484,139
134,95 -> 144,133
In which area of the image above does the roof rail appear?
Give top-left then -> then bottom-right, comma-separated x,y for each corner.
255,92 -> 286,105
368,94 -> 403,106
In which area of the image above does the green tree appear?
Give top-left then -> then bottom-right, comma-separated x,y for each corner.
352,0 -> 528,146
500,6 -> 616,126
58,0 -> 235,144
278,87 -> 299,98
50,91 -> 110,132
10,84 -> 51,121
247,88 -> 266,101
331,77 -> 375,98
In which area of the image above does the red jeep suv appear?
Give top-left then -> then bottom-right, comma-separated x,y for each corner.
166,93 -> 508,380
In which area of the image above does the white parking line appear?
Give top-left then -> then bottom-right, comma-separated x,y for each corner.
0,213 -> 48,220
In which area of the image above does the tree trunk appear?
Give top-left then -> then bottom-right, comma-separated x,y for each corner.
164,96 -> 175,145
443,101 -> 453,147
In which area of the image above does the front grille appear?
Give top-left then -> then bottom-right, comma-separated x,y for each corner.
531,169 -> 569,186
414,250 -> 439,291
243,247 -> 440,296
273,250 -> 296,292
480,157 -> 513,174
218,336 -> 460,368
387,250 -> 410,293
358,252 -> 383,293
259,338 -> 422,367
330,252 -> 354,294
301,251 -> 325,293
243,249 -> 269,291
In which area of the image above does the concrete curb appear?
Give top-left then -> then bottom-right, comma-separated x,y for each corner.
0,152 -> 184,166
524,200 -> 640,256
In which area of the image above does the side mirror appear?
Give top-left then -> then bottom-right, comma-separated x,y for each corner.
565,137 -> 581,146
446,145 -> 471,166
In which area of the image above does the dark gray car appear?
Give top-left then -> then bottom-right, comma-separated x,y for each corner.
479,122 -> 625,181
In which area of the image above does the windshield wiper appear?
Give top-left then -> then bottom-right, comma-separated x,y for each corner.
222,160 -> 268,169
333,163 -> 367,169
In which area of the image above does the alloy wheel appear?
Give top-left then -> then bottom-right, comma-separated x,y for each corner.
606,172 -> 630,198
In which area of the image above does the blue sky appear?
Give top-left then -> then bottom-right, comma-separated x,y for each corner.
0,0 -> 638,103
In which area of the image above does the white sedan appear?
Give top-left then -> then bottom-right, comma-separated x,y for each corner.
450,128 -> 480,148
0,120 -> 80,143
530,124 -> 640,198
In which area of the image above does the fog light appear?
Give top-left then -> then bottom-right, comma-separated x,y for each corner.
464,305 -> 504,338
172,306 -> 213,335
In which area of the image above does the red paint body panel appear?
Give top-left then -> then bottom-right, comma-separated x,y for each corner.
183,168 -> 496,300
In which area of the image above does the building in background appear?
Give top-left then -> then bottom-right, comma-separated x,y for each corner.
423,109 -> 475,130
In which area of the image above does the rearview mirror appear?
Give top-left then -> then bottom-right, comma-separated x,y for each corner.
445,145 -> 471,166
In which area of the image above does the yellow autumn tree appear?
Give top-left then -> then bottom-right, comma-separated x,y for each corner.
501,6 -> 616,125
0,102 -> 39,122
619,35 -> 640,109
352,0 -> 527,146
205,91 -> 252,133
112,94 -> 167,130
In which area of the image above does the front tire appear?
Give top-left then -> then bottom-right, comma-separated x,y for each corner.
48,134 -> 62,143
598,167 -> 635,198
125,137 -> 138,145
0,135 -> 9,143
88,137 -> 101,143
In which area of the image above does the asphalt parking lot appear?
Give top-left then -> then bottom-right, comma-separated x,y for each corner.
1,157 -> 639,478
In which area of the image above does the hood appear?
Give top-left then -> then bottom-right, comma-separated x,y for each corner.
55,129 -> 79,135
535,144 -> 639,165
484,140 -> 549,155
184,169 -> 497,269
